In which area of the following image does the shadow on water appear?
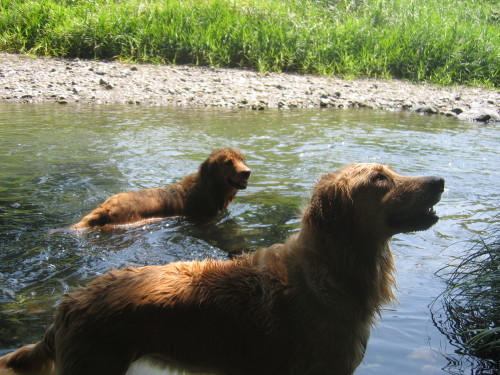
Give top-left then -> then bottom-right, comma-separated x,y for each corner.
0,103 -> 499,373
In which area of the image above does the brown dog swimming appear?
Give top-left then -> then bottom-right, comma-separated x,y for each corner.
71,148 -> 251,229
0,163 -> 444,375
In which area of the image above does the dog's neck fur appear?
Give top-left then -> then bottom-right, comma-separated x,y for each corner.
181,172 -> 237,217
203,177 -> 237,212
300,216 -> 396,309
210,178 -> 237,210
251,210 -> 397,316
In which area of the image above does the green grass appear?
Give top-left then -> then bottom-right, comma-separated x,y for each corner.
0,0 -> 498,86
432,228 -> 499,370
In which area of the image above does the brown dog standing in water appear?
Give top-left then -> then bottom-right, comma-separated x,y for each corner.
0,163 -> 444,375
71,148 -> 251,229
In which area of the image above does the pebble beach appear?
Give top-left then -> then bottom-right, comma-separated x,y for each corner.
1,52 -> 498,122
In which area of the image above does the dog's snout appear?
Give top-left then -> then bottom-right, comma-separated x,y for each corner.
427,176 -> 445,193
240,170 -> 251,179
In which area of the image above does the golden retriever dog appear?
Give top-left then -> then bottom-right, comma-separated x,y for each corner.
0,163 -> 444,375
71,148 -> 251,229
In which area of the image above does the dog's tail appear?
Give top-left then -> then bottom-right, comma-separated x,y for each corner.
0,325 -> 56,375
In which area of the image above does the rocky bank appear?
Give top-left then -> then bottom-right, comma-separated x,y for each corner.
1,53 -> 498,122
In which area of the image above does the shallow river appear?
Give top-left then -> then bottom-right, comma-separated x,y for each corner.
0,103 -> 498,374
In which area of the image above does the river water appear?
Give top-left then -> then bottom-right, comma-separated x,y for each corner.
0,103 -> 498,374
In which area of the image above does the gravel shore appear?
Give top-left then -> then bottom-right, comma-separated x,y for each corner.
1,52 -> 498,122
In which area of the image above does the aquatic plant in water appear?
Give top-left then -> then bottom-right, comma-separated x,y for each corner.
431,225 -> 499,374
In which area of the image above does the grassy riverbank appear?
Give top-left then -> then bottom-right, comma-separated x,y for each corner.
0,0 -> 498,87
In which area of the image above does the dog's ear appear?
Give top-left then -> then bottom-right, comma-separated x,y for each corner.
200,155 -> 223,181
199,158 -> 215,182
305,173 -> 354,232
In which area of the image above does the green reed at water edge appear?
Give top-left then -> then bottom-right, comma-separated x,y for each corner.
432,227 -> 499,371
0,0 -> 498,86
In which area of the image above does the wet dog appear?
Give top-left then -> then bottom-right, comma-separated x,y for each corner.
71,148 -> 251,229
0,163 -> 444,375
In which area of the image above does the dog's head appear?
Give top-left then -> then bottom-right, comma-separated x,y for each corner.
200,148 -> 251,190
307,163 -> 444,237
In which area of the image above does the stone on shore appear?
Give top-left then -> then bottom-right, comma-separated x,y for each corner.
0,53 -> 498,123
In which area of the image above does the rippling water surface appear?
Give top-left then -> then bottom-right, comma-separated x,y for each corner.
0,103 -> 498,374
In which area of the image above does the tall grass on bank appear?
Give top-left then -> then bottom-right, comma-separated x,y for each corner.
431,228 -> 499,373
0,0 -> 498,86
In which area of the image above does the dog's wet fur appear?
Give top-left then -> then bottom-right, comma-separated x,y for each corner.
0,163 -> 444,375
71,148 -> 251,229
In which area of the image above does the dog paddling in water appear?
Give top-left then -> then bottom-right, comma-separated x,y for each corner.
70,148 -> 251,229
0,163 -> 444,375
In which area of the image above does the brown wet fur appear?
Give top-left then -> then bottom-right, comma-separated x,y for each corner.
0,163 -> 444,375
71,148 -> 251,229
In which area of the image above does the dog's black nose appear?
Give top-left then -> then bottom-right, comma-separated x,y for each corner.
241,170 -> 251,179
427,176 -> 445,193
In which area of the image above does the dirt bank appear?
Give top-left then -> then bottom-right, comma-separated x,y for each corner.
1,53 -> 498,122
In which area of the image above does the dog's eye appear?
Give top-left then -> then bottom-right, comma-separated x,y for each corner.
224,160 -> 234,167
372,173 -> 387,183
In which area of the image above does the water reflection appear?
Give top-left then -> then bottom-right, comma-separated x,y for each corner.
0,103 -> 499,373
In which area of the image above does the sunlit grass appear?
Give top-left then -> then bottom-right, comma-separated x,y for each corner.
0,0 -> 498,86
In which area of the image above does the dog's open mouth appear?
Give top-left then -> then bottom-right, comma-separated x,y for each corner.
386,205 -> 439,233
228,178 -> 248,190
